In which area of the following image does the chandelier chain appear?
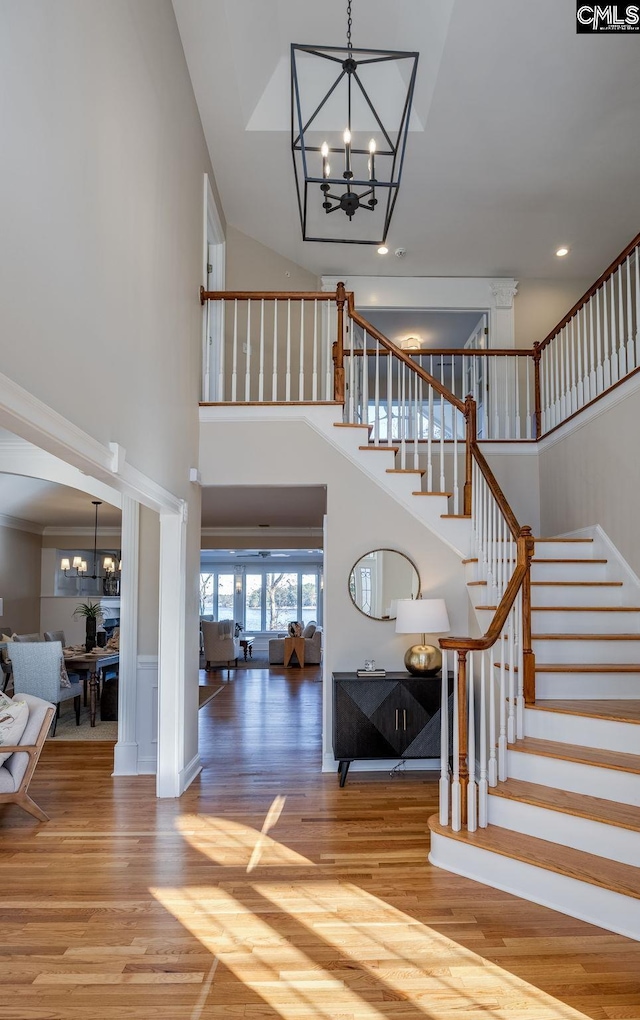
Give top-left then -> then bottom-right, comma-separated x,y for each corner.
346,0 -> 352,53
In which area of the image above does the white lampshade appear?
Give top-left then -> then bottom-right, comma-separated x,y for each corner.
395,598 -> 450,635
60,558 -> 71,571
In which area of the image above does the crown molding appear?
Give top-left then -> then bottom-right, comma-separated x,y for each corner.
200,526 -> 323,538
42,525 -> 122,537
0,512 -> 44,535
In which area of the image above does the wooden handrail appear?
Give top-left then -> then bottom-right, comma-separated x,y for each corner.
344,347 -> 536,358
472,443 -> 521,539
536,229 -> 640,352
347,303 -> 466,414
200,288 -> 337,303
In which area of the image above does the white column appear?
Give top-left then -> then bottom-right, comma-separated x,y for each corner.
156,506 -> 192,798
113,494 -> 140,776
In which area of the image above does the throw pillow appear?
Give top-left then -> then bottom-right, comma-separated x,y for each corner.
0,693 -> 29,764
0,634 -> 14,662
59,658 -> 72,688
302,623 -> 316,639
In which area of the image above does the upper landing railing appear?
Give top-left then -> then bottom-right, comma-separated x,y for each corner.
200,228 -> 640,444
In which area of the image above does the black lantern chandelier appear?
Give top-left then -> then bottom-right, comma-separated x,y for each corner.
60,500 -> 121,595
291,0 -> 418,245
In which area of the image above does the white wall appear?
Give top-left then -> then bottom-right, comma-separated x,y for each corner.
0,1 -> 218,789
199,418 -> 469,765
226,226 -> 318,291
514,278 -> 592,349
0,523 -> 42,635
539,381 -> 640,575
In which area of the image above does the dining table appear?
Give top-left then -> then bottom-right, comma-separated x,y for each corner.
63,649 -> 119,727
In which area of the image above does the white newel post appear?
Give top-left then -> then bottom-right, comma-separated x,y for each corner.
156,506 -> 188,798
113,494 -> 140,775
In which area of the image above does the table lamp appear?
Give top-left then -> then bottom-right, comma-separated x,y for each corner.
395,598 -> 450,676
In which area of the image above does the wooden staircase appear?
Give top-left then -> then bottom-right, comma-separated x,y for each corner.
431,535 -> 640,940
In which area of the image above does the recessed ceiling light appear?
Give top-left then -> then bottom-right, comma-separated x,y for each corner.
377,245 -> 389,255
555,246 -> 570,257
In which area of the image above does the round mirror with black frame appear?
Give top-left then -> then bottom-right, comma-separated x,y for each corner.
348,549 -> 420,621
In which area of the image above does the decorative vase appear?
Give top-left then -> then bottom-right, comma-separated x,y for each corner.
85,617 -> 97,653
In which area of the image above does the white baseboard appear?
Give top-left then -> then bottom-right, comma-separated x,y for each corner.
180,753 -> 203,793
137,756 -> 157,775
112,740 -> 139,776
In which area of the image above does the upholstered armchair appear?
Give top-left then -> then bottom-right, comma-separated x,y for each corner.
0,694 -> 55,820
201,620 -> 240,671
10,642 -> 83,736
269,622 -> 322,665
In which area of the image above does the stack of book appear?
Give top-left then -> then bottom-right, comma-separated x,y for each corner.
356,667 -> 387,677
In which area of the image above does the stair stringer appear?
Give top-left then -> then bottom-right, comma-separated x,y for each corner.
200,404 -> 472,556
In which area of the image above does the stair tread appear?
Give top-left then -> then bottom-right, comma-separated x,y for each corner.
509,736 -> 640,773
530,699 -> 640,723
386,468 -> 425,475
489,778 -> 640,834
533,558 -> 608,564
467,581 -> 488,586
536,663 -> 640,672
480,605 -> 640,612
359,445 -> 399,452
441,514 -> 472,519
412,491 -> 452,497
333,422 -> 372,430
534,538 -> 595,543
429,815 -> 640,900
496,662 -> 640,673
533,633 -> 640,640
531,581 -> 623,587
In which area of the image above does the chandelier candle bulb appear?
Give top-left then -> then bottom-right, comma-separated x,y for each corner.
343,129 -> 351,177
321,141 -> 329,178
368,138 -> 376,180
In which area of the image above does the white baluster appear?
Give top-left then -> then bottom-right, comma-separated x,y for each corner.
559,327 -> 567,422
298,299 -> 305,400
439,357 -> 445,493
258,299 -> 265,402
373,339 -> 380,444
272,300 -> 279,401
362,330 -> 369,430
348,317 -> 355,422
324,300 -> 332,401
576,306 -> 584,409
617,266 -> 627,379
312,300 -> 318,402
493,357 -> 500,438
482,352 -> 489,439
514,356 -> 521,438
412,371 -> 420,470
498,643 -> 507,781
439,651 -> 450,826
548,344 -> 556,430
286,300 -> 292,402
603,278 -> 612,389
525,355 -> 532,439
427,381 -> 433,491
399,362 -> 407,469
596,288 -> 604,394
467,651 -> 477,833
244,300 -> 252,401
612,271 -> 620,383
453,406 -> 459,515
218,300 -> 226,401
516,589 -> 525,739
451,652 -> 461,832
569,316 -> 577,414
507,610 -> 516,745
386,347 -> 392,443
636,246 -> 640,367
588,296 -> 597,399
488,643 -> 497,787
479,652 -> 488,827
627,254 -> 635,372
231,298 -> 238,402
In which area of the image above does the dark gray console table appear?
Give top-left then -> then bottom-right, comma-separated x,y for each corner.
332,671 -> 452,786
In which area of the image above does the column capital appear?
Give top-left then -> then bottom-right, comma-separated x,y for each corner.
489,280 -> 518,309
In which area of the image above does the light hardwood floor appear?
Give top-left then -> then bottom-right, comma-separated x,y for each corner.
2,664 -> 640,1019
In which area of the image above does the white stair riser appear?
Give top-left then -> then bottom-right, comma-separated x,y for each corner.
487,796 -> 640,868
507,748 -> 640,805
529,609 -> 640,634
524,707 -> 640,753
531,561 -> 608,582
536,673 -> 640,699
533,542 -> 597,559
532,637 -> 640,663
531,584 -> 624,608
429,831 -> 640,941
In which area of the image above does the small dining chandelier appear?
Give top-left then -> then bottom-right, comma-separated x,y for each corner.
291,0 -> 418,245
60,501 -> 121,594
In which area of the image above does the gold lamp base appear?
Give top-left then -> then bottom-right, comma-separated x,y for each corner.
404,643 -> 442,677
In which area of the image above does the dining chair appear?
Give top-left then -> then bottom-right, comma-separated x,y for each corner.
44,630 -> 66,644
10,642 -> 83,736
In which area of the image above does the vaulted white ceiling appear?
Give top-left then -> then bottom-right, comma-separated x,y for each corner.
173,0 -> 640,280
